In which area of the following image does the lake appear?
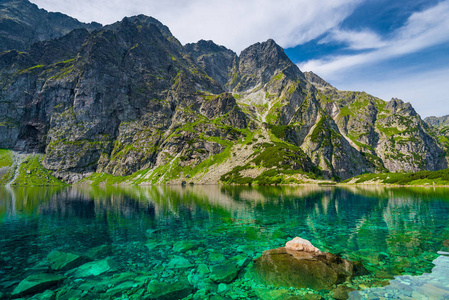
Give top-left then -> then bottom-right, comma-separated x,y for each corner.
1,185 -> 449,299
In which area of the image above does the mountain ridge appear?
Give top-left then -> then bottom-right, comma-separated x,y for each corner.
0,0 -> 101,52
0,7 -> 447,185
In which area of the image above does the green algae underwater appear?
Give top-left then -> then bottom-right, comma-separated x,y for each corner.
1,185 -> 449,299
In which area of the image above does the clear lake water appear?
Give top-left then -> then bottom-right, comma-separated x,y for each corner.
1,185 -> 449,299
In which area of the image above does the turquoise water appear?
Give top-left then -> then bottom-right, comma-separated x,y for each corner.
0,185 -> 449,299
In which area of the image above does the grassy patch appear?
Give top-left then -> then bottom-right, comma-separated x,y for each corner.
0,149 -> 13,168
344,169 -> 449,185
10,155 -> 66,186
220,142 -> 321,184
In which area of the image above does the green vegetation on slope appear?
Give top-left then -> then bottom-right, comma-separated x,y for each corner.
220,142 -> 321,185
0,149 -> 13,168
344,169 -> 449,186
8,155 -> 66,186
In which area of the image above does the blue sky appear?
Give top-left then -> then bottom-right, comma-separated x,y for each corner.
31,0 -> 449,117
286,0 -> 449,117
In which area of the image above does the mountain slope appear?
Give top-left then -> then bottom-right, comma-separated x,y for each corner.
0,0 -> 101,52
0,14 -> 447,185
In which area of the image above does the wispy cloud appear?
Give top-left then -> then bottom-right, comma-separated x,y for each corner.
319,29 -> 386,50
299,0 -> 449,78
31,0 -> 361,52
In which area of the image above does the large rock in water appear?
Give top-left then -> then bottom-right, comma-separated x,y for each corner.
47,251 -> 91,271
12,274 -> 65,297
253,237 -> 368,291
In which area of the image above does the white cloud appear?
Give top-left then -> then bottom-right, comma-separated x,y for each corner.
319,29 -> 386,50
299,0 -> 449,78
30,0 -> 361,52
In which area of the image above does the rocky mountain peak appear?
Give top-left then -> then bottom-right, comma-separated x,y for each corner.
238,39 -> 292,72
425,115 -> 449,127
304,71 -> 335,90
185,40 -> 230,53
0,0 -> 101,52
231,39 -> 304,92
385,98 -> 417,116
0,9 -> 447,184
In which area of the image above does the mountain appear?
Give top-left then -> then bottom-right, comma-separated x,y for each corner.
424,115 -> 449,159
425,115 -> 449,128
0,12 -> 447,185
0,0 -> 101,52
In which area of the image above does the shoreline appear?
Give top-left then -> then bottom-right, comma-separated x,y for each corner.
2,182 -> 449,188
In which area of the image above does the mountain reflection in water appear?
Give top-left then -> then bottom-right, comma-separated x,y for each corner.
0,185 -> 448,299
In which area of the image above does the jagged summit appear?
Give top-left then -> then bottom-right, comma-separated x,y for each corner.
0,0 -> 101,52
0,11 -> 447,185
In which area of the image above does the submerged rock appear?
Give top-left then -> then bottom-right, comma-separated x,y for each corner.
47,251 -> 91,271
146,280 -> 193,299
333,285 -> 356,300
68,259 -> 116,278
253,237 -> 368,291
86,244 -> 113,259
167,256 -> 194,269
210,262 -> 241,283
172,241 -> 201,253
12,274 -> 65,297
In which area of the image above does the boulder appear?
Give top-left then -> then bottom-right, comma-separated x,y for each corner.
253,238 -> 368,291
47,251 -> 91,271
285,237 -> 322,253
12,274 -> 65,297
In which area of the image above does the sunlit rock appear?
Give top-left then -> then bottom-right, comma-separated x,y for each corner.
285,237 -> 322,253
253,238 -> 368,291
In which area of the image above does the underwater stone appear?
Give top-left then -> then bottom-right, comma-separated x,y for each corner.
47,251 -> 91,271
12,274 -> 65,297
197,264 -> 210,274
333,285 -> 356,300
106,281 -> 137,297
146,280 -> 193,299
69,259 -> 116,278
30,290 -> 56,300
231,254 -> 252,268
86,245 -> 113,259
285,237 -> 322,253
167,256 -> 194,269
210,263 -> 240,283
217,283 -> 228,293
172,241 -> 200,253
253,247 -> 368,291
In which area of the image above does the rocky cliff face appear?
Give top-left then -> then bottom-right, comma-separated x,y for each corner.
0,12 -> 447,184
424,115 -> 449,162
0,0 -> 101,52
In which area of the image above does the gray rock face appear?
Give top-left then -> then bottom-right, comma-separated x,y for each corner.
425,115 -> 449,127
0,11 -> 447,183
0,0 -> 101,52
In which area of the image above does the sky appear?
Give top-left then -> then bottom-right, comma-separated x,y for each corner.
30,0 -> 449,117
